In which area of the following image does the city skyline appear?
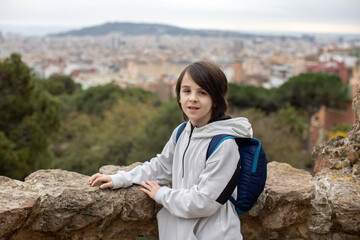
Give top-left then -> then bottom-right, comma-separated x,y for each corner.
0,0 -> 360,36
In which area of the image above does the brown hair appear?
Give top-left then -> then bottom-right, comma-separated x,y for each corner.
175,60 -> 228,123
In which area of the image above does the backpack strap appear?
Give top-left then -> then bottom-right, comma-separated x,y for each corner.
206,136 -> 262,172
206,134 -> 237,159
206,134 -> 242,205
175,122 -> 187,144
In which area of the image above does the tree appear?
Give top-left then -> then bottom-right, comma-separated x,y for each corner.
37,75 -> 81,96
50,91 -> 161,175
227,83 -> 278,113
277,73 -> 348,119
127,99 -> 183,165
73,83 -> 159,116
74,83 -> 125,115
50,75 -> 80,95
0,54 -> 60,179
277,73 -> 348,151
276,107 -> 308,142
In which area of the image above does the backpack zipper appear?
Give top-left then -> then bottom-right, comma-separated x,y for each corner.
182,125 -> 194,178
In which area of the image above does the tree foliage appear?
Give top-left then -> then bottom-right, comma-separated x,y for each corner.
73,83 -> 160,116
227,83 -> 278,113
276,73 -> 348,118
37,74 -> 81,96
0,54 -> 60,179
51,92 -> 162,175
127,99 -> 183,165
74,83 -> 125,115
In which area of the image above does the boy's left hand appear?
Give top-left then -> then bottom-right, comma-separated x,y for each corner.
140,180 -> 161,200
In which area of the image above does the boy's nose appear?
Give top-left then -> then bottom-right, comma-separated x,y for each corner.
189,94 -> 198,102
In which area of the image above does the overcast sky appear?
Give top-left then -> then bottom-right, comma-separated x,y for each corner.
0,0 -> 360,36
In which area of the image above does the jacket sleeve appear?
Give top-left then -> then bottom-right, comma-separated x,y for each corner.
155,139 -> 239,219
110,126 -> 178,189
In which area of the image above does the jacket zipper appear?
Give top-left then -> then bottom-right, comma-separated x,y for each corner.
182,125 -> 194,178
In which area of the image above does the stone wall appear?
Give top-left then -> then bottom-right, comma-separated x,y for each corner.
0,164 -> 158,240
1,156 -> 359,240
1,88 -> 360,239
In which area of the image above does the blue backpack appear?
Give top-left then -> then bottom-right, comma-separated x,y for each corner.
175,122 -> 267,215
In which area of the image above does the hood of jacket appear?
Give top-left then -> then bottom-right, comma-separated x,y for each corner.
183,117 -> 253,139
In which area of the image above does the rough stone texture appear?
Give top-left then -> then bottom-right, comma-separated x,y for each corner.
1,86 -> 360,239
308,84 -> 360,240
2,158 -> 359,240
239,162 -> 314,240
0,164 -> 158,240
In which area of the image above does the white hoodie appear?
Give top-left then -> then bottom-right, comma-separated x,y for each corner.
110,117 -> 253,240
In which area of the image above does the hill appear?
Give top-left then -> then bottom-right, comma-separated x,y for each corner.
49,22 -> 253,38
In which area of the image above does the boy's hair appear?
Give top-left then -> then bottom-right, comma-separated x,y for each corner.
175,60 -> 228,123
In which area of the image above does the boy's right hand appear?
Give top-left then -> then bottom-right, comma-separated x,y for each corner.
89,173 -> 114,189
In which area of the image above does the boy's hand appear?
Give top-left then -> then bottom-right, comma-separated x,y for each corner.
140,180 -> 161,200
89,173 -> 114,189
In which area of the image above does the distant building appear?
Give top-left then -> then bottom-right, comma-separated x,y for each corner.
224,63 -> 245,84
240,58 -> 270,86
73,72 -> 130,89
318,53 -> 358,68
133,75 -> 176,100
242,58 -> 265,76
306,60 -> 353,85
269,64 -> 293,88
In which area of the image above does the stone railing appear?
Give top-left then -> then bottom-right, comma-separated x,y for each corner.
1,154 -> 359,240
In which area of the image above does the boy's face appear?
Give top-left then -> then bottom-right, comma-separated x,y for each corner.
179,72 -> 213,127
